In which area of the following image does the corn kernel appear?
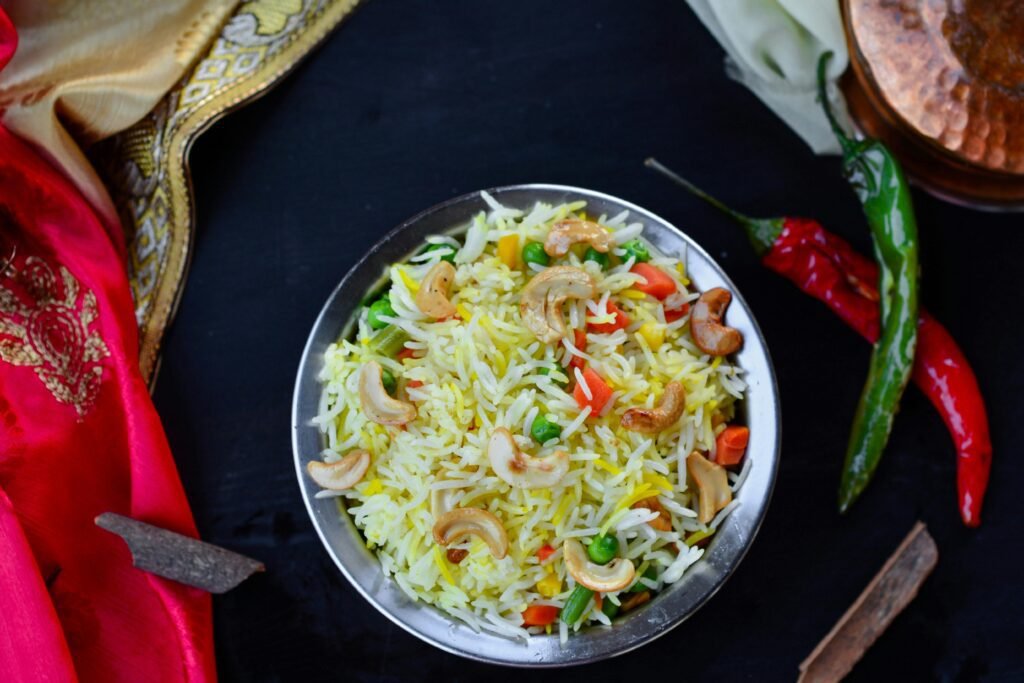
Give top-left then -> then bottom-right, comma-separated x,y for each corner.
497,233 -> 520,269
536,571 -> 562,598
638,322 -> 664,350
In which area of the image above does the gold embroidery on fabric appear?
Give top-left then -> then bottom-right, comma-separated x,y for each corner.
0,257 -> 110,417
94,0 -> 361,384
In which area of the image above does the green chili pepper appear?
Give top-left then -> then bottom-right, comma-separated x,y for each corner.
522,241 -> 550,267
586,535 -> 619,564
583,247 -> 609,270
367,325 -> 409,356
538,365 -> 569,389
620,239 -> 650,263
560,585 -> 594,625
530,415 -> 561,444
421,242 -> 457,264
818,52 -> 920,513
367,297 -> 396,330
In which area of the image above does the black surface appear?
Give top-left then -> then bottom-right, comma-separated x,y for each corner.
154,2 -> 1024,681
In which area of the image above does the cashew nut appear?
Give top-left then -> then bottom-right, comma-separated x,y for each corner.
415,261 -> 457,319
691,288 -> 743,356
432,508 -> 509,559
519,266 -> 596,343
544,220 -> 614,257
431,487 -> 456,520
487,427 -> 569,489
686,451 -> 732,524
563,539 -> 635,592
359,361 -> 416,425
632,497 -> 672,531
620,381 -> 686,433
306,450 -> 370,490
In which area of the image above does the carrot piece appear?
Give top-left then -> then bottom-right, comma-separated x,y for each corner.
716,425 -> 750,466
406,379 -> 424,389
536,544 -> 556,562
631,263 -> 677,300
397,347 -> 418,362
568,329 -> 587,372
573,366 -> 614,415
521,604 -> 559,627
588,301 -> 631,334
664,302 -> 690,323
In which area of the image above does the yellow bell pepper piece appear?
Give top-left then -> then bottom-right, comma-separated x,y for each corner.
497,233 -> 520,269
536,571 -> 561,598
638,322 -> 664,351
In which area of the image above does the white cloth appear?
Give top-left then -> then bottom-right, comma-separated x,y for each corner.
686,0 -> 851,154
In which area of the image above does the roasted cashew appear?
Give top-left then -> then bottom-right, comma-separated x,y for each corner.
487,427 -> 569,489
306,450 -> 370,490
686,451 -> 732,524
563,539 -> 635,592
620,381 -> 686,434
359,361 -> 416,425
544,220 -> 614,257
415,261 -> 457,319
632,497 -> 672,531
432,507 -> 509,559
691,288 -> 742,356
519,266 -> 596,343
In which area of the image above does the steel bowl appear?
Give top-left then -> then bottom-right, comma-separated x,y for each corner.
292,185 -> 781,666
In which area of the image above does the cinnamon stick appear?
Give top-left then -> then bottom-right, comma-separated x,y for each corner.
798,521 -> 938,683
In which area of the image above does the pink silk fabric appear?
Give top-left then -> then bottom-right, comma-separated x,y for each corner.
0,10 -> 214,682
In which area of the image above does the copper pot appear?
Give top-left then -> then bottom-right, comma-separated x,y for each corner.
842,0 -> 1024,210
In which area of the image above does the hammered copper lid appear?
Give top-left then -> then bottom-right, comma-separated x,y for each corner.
843,0 -> 1024,208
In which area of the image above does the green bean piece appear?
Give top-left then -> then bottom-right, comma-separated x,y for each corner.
381,368 -> 397,396
584,247 -> 609,269
367,297 -> 396,330
521,241 -> 550,267
601,598 -> 620,619
621,239 -> 651,263
421,242 -> 457,264
367,326 -> 409,356
629,566 -> 657,593
818,53 -> 920,514
530,415 -> 561,444
560,585 -> 595,625
586,535 -> 619,565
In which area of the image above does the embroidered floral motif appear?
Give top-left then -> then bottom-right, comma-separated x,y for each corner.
0,256 -> 109,417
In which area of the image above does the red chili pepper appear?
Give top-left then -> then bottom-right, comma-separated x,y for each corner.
648,160 -> 992,526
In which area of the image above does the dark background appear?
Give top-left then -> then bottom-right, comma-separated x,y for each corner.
153,2 -> 1024,681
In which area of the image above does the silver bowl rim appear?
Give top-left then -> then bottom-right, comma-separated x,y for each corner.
292,183 -> 781,667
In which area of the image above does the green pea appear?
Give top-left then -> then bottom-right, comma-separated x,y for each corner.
629,566 -> 657,593
422,242 -> 457,264
621,239 -> 651,263
601,598 -> 620,619
584,247 -> 609,270
530,415 -> 561,444
538,365 -> 569,389
381,368 -> 397,396
560,584 -> 594,625
521,241 -> 550,267
586,534 -> 619,565
367,297 -> 395,330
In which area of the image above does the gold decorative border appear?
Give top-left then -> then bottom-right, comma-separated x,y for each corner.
95,0 -> 360,382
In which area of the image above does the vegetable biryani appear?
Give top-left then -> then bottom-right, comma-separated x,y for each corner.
307,193 -> 751,641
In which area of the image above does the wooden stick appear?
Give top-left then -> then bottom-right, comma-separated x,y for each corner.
798,521 -> 938,683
